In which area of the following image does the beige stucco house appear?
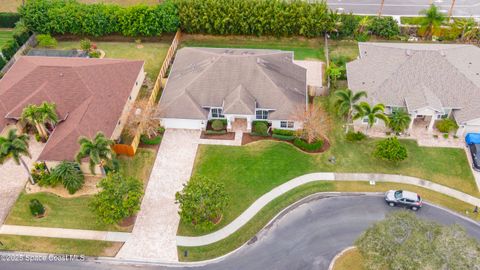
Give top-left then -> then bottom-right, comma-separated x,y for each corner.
0,56 -> 145,174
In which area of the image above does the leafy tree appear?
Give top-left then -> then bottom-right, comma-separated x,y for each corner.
90,172 -> 143,224
326,63 -> 344,88
293,104 -> 331,144
49,161 -> 85,194
388,108 -> 411,134
373,136 -> 408,162
419,4 -> 445,39
76,132 -> 115,175
353,102 -> 389,134
334,89 -> 367,133
176,175 -> 229,229
124,99 -> 160,140
0,129 -> 34,184
367,16 -> 400,38
356,211 -> 480,270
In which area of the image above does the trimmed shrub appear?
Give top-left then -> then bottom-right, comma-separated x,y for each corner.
12,21 -> 31,46
49,161 -> 85,194
80,39 -> 91,51
211,119 -> 225,131
252,121 -> 269,136
31,162 -> 51,185
0,12 -> 21,28
367,16 -> 400,38
88,50 -> 101,58
36,34 -> 57,48
176,175 -> 229,229
330,13 -> 361,39
0,56 -> 6,71
272,129 -> 295,136
1,39 -> 19,61
293,138 -> 323,152
140,134 -> 162,145
373,137 -> 408,162
205,130 -> 227,135
436,118 -> 458,133
272,134 -> 295,141
29,199 -> 45,217
346,131 -> 367,142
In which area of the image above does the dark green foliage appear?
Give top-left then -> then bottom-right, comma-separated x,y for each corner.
367,16 -> 400,38
12,21 -> 31,46
90,173 -> 143,224
176,175 -> 229,229
31,162 -> 51,185
330,13 -> 361,39
0,56 -> 6,70
272,129 -> 295,136
331,55 -> 350,80
176,0 -> 333,37
272,134 -> 295,141
88,51 -> 101,58
252,121 -> 269,136
293,138 -> 323,152
436,118 -> 458,133
79,39 -> 91,51
0,12 -> 21,28
140,134 -> 162,145
29,199 -> 45,217
49,161 -> 85,194
1,39 -> 19,61
346,131 -> 366,142
211,119 -> 225,131
373,137 -> 408,162
36,34 -> 57,48
20,0 -> 179,37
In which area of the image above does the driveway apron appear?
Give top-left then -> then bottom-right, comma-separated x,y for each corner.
116,129 -> 201,262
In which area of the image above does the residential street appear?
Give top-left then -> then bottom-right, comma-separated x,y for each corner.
325,0 -> 480,17
2,194 -> 480,270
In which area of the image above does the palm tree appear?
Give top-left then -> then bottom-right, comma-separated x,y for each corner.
21,104 -> 45,138
76,132 -> 114,175
334,89 -> 367,133
448,0 -> 456,20
37,102 -> 59,135
353,102 -> 389,134
388,108 -> 412,134
0,129 -> 34,184
357,16 -> 371,35
419,5 -> 445,39
454,18 -> 477,41
378,0 -> 385,17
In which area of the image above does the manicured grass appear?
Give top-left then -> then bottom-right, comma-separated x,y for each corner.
333,248 -> 365,270
0,235 -> 122,257
329,39 -> 359,61
55,41 -> 170,80
181,34 -> 325,61
5,192 -> 128,231
117,147 -> 156,184
400,16 -> 426,26
178,181 -> 480,261
0,28 -> 13,48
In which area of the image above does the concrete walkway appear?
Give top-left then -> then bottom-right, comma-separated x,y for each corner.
177,172 -> 480,247
0,225 -> 129,242
116,129 -> 201,262
0,138 -> 44,224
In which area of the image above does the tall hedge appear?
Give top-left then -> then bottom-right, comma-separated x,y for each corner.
0,12 -> 21,28
175,0 -> 334,37
19,0 -> 179,37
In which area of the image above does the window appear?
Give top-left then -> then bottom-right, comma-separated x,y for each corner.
362,117 -> 377,124
211,108 -> 224,118
256,110 -> 268,120
280,121 -> 294,129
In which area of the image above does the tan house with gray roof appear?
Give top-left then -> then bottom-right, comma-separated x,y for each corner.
347,42 -> 480,137
156,47 -> 307,132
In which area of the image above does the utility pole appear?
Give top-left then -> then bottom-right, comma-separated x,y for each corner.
378,0 -> 385,17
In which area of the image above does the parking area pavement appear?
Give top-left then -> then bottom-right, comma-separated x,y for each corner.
116,129 -> 201,262
0,138 -> 44,224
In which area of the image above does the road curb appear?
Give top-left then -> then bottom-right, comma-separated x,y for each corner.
328,246 -> 356,270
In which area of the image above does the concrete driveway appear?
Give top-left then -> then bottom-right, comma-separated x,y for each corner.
116,129 -> 201,262
0,138 -> 44,224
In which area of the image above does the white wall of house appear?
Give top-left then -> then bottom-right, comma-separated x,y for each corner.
111,66 -> 146,140
161,118 -> 206,130
271,120 -> 302,130
457,118 -> 480,137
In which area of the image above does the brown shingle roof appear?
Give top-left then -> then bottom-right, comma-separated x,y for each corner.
0,56 -> 144,161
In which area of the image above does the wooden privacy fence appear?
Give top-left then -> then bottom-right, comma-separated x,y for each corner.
113,30 -> 182,156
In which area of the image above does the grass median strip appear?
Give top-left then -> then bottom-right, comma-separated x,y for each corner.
0,235 -> 122,257
178,181 -> 480,262
332,247 -> 365,270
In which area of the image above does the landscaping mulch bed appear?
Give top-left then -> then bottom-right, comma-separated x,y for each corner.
242,133 -> 331,153
119,215 -> 137,227
200,131 -> 235,140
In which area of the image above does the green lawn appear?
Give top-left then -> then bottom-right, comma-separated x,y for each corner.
178,181 -> 480,261
333,248 -> 365,270
181,34 -> 326,61
0,235 -> 122,256
0,28 -> 13,48
117,147 -> 156,185
55,41 -> 170,80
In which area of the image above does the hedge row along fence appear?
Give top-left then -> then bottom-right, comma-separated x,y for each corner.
0,12 -> 21,28
0,22 -> 31,72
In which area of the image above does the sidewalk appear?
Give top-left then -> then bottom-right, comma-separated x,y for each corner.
0,225 -> 129,242
177,172 -> 480,247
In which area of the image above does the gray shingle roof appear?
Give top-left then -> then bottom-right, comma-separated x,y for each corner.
347,42 -> 480,123
157,48 -> 306,120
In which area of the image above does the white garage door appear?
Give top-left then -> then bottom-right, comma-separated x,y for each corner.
161,118 -> 205,130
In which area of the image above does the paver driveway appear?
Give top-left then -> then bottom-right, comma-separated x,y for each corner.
0,138 -> 44,224
117,129 -> 201,262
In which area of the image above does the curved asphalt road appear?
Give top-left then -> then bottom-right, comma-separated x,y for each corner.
2,193 -> 480,270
